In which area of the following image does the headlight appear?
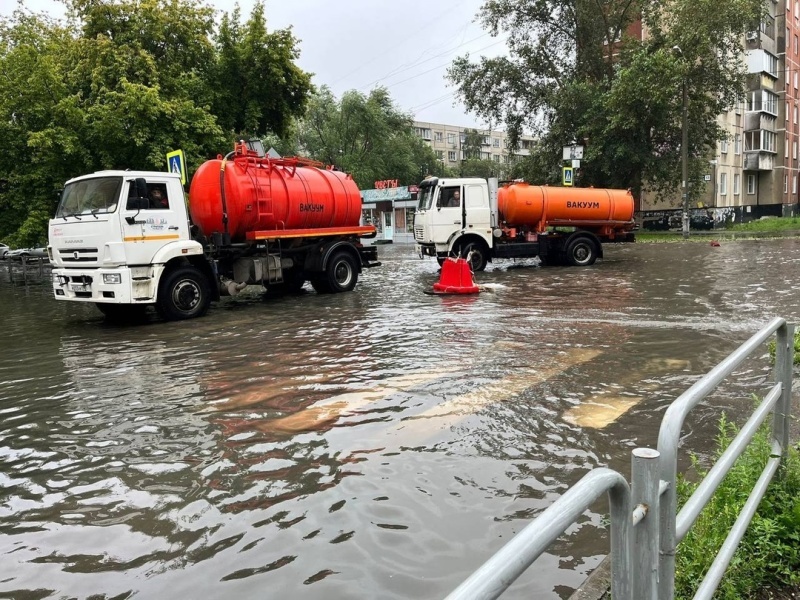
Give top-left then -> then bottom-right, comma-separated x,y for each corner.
103,273 -> 122,284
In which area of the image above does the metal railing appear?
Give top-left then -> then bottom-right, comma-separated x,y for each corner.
445,317 -> 795,600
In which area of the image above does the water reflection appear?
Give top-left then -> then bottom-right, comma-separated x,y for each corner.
0,239 -> 799,599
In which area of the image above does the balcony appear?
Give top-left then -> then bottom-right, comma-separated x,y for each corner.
743,152 -> 774,171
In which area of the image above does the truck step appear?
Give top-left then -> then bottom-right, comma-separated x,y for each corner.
132,276 -> 151,281
134,297 -> 153,301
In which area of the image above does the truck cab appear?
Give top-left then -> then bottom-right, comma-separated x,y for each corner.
414,177 -> 494,269
49,171 -> 205,317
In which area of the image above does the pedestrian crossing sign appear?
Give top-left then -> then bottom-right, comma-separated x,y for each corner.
562,166 -> 574,187
166,150 -> 186,185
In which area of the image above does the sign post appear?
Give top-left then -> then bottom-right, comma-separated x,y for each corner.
166,150 -> 187,185
562,144 -> 583,187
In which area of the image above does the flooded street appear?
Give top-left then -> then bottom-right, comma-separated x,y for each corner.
1,238 -> 799,600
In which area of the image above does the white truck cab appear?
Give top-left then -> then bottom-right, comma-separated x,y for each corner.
49,171 -> 203,312
413,177 -> 495,268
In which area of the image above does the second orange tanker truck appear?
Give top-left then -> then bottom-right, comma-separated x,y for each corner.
414,177 -> 635,271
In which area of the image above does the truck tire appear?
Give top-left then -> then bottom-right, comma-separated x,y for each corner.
566,236 -> 598,267
95,303 -> 147,324
156,266 -> 211,320
324,251 -> 359,293
461,242 -> 488,272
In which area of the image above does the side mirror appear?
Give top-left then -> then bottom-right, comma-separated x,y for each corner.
135,177 -> 148,199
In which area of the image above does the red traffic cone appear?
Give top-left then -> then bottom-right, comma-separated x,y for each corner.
431,257 -> 480,295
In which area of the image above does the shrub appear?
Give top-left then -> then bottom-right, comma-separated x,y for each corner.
675,413 -> 800,599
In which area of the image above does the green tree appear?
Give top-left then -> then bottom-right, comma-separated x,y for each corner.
212,2 -> 312,139
449,0 -> 762,200
297,86 -> 450,189
0,0 -> 312,247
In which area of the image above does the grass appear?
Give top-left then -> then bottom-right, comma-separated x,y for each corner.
674,413 -> 800,600
768,331 -> 800,365
635,216 -> 800,242
727,217 -> 800,232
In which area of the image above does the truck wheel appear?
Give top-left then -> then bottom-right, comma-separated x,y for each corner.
157,266 -> 211,320
325,251 -> 359,293
95,303 -> 147,324
461,242 -> 488,272
566,236 -> 598,267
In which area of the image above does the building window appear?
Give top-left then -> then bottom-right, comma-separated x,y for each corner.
434,131 -> 443,142
795,71 -> 798,89
447,133 -> 457,145
733,173 -> 740,195
735,133 -> 742,154
795,175 -> 798,194
794,105 -> 798,124
493,137 -> 500,147
492,154 -> 501,162
447,151 -> 456,161
787,101 -> 790,121
435,150 -> 444,160
794,140 -> 798,159
719,172 -> 728,195
745,130 -> 776,152
795,35 -> 799,54
748,90 -> 778,115
414,127 -> 432,140
785,175 -> 789,193
747,174 -> 756,194
721,139 -> 728,153
786,136 -> 790,158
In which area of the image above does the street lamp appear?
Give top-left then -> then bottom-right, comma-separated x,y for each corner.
673,45 -> 690,239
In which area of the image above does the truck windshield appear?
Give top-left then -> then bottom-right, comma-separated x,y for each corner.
417,186 -> 436,211
56,177 -> 123,218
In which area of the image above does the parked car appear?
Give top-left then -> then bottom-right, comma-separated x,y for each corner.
0,243 -> 9,259
7,247 -> 49,261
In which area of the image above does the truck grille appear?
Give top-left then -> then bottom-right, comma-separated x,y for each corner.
58,248 -> 99,262
414,226 -> 424,241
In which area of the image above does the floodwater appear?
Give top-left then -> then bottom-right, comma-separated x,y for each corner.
1,238 -> 799,600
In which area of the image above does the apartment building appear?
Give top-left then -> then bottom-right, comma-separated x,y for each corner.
641,0 -> 800,221
411,121 -> 537,168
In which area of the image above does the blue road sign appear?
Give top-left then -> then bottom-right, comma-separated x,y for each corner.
166,150 -> 186,185
562,166 -> 574,187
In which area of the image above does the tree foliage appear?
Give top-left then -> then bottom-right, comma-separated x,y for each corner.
0,0 -> 312,247
449,0 -> 762,201
211,3 -> 311,138
297,86 -> 451,189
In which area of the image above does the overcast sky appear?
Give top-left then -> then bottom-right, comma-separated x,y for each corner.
3,0 -> 507,129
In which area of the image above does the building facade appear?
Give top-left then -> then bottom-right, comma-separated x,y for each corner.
411,121 -> 537,169
641,1 -> 800,223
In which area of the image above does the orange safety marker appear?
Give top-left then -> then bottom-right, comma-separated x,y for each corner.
429,257 -> 480,295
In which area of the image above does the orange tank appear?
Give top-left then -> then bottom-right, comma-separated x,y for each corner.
189,154 -> 363,242
498,184 -> 634,230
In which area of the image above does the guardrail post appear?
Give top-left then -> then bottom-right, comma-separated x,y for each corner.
631,448 -> 660,600
772,322 -> 795,467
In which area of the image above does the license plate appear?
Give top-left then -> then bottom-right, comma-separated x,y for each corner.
69,283 -> 89,292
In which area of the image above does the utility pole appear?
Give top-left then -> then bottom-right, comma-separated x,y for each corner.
681,80 -> 690,239
674,45 -> 690,239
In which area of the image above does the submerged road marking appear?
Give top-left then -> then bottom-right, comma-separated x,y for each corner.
263,370 -> 449,434
392,348 -> 603,443
562,396 -> 641,429
561,358 -> 691,429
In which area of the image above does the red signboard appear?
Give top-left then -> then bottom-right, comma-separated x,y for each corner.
374,179 -> 399,189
